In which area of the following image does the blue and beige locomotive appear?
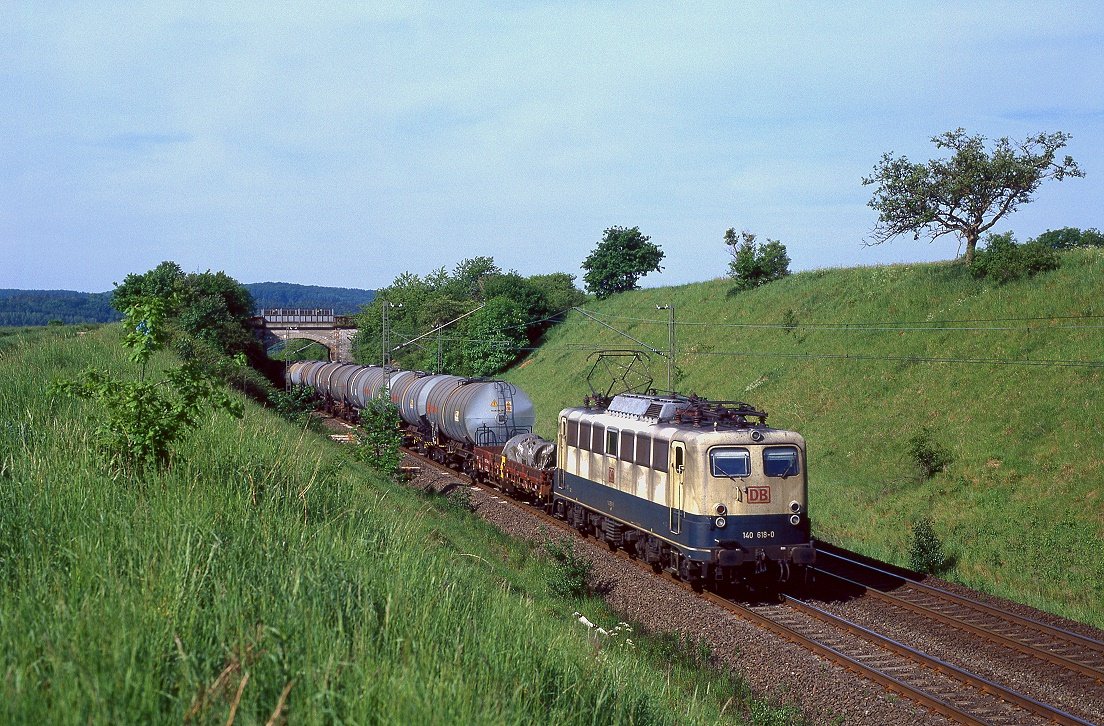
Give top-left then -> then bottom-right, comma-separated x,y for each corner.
555,392 -> 814,589
286,360 -> 814,589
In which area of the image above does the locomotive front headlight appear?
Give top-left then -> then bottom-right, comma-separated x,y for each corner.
790,500 -> 802,514
789,514 -> 801,526
715,516 -> 727,528
714,503 -> 727,516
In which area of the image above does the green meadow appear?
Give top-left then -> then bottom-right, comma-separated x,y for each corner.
506,249 -> 1104,627
0,325 -> 795,724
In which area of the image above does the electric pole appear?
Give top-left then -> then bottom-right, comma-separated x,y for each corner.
656,304 -> 674,392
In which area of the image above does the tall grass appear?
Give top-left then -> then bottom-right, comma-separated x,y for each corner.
0,326 -> 794,724
506,249 -> 1104,627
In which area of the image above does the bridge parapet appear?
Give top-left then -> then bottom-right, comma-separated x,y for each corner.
253,309 -> 358,361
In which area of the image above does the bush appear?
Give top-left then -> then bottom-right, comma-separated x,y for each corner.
725,229 -> 791,292
356,399 -> 403,477
969,232 -> 1059,283
909,517 -> 950,574
269,384 -> 317,425
907,426 -> 953,479
1032,226 -> 1104,250
543,536 -> 592,599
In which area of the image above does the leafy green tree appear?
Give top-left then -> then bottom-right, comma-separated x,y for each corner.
351,258 -> 586,373
113,262 -> 261,361
527,272 -> 588,314
581,226 -> 664,299
50,295 -> 243,476
451,256 -> 502,298
725,229 -> 791,291
1032,227 -> 1104,250
112,261 -> 186,310
863,129 -> 1083,264
968,232 -> 1059,284
462,296 -> 528,376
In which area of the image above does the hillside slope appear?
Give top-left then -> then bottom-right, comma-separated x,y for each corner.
504,249 -> 1104,627
0,326 -> 782,723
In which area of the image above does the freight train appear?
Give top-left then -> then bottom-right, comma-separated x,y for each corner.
287,360 -> 815,589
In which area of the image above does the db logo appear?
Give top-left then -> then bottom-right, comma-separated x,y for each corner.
747,486 -> 771,503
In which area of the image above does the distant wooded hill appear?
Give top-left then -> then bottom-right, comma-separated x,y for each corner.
0,290 -> 120,326
245,282 -> 375,314
0,283 -> 376,326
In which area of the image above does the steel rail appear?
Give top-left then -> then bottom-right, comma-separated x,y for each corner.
817,549 -> 1104,666
817,566 -> 1104,683
783,595 -> 1093,726
400,446 -> 1083,724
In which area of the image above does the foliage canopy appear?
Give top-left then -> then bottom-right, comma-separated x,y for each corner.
968,232 -> 1060,284
863,129 -> 1083,264
352,257 -> 585,375
581,226 -> 664,299
724,229 -> 791,292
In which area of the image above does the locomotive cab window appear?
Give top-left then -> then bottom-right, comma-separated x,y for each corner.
710,447 -> 750,477
605,428 -> 619,456
763,446 -> 801,477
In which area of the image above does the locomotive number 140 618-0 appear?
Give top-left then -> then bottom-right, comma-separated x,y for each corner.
743,531 -> 776,539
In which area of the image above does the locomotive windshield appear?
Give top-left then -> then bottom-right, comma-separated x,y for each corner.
710,447 -> 750,477
763,446 -> 800,477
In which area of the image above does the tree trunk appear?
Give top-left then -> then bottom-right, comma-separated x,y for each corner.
963,230 -> 979,265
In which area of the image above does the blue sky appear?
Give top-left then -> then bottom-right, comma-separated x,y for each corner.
4,2 -> 1102,292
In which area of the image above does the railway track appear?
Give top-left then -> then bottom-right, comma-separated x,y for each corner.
815,547 -> 1104,684
401,446 -> 1095,725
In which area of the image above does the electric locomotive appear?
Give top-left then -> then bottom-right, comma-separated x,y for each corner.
285,360 -> 815,589
554,392 -> 814,588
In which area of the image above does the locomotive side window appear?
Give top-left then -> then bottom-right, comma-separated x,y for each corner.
763,446 -> 800,477
578,421 -> 596,450
566,419 -> 579,447
634,435 -> 651,466
605,428 -> 618,456
710,447 -> 750,477
620,430 -> 634,462
652,439 -> 669,472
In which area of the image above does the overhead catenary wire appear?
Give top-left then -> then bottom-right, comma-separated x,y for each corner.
370,303 -> 1104,371
577,308 -> 1104,332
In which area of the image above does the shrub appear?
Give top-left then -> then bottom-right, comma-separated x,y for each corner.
1032,226 -> 1104,250
725,229 -> 791,292
269,384 -> 317,425
909,517 -> 949,574
543,536 -> 592,599
907,426 -> 953,479
356,399 -> 403,477
969,231 -> 1059,283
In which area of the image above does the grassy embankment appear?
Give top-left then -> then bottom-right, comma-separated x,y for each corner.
505,249 -> 1104,628
0,325 -> 797,724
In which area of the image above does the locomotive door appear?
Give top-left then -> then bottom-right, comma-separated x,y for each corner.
668,441 -> 685,534
557,417 -> 567,488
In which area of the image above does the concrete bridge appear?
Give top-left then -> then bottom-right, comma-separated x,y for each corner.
251,309 -> 358,362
